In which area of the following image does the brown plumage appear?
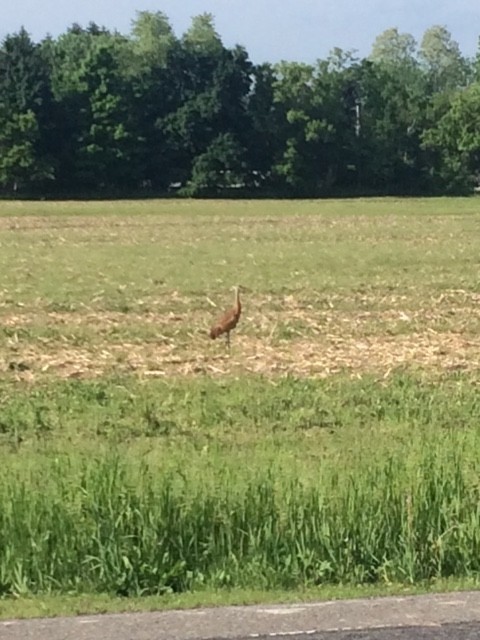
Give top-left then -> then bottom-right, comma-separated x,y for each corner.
209,286 -> 242,348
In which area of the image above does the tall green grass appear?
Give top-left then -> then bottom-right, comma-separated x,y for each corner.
1,373 -> 480,597
1,441 -> 479,597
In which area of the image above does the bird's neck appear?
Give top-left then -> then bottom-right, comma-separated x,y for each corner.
234,287 -> 241,312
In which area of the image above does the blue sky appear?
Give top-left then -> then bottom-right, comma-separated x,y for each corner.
2,0 -> 480,63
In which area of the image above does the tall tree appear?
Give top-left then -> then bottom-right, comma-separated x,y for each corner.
268,58 -> 355,195
41,25 -> 136,191
74,43 -> 138,190
130,11 -> 176,70
182,13 -> 223,55
161,15 -> 253,194
361,28 -> 433,192
370,28 -> 417,68
419,25 -> 467,92
0,28 -> 54,192
0,111 -> 53,191
422,82 -> 480,192
246,62 -> 280,186
43,23 -> 122,97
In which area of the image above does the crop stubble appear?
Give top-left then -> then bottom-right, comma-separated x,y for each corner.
0,203 -> 479,382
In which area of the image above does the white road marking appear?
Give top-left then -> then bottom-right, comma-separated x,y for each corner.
248,621 -> 444,638
256,607 -> 307,615
267,632 -> 316,637
249,631 -> 320,638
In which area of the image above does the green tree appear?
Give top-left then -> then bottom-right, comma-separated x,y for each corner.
270,62 -> 318,192
40,24 -> 135,192
183,133 -> 248,195
162,16 -> 253,192
246,62 -> 279,187
182,13 -> 223,55
268,59 -> 355,195
127,52 -> 181,190
0,28 -> 54,192
75,43 -> 138,190
315,49 -> 364,192
422,83 -> 480,192
359,27 -> 434,192
0,28 -> 50,111
42,23 -> 125,97
0,111 -> 53,191
41,25 -> 137,192
370,28 -> 417,68
419,26 -> 468,92
130,11 -> 176,70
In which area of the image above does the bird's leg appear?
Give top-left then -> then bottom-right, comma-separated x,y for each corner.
226,331 -> 231,352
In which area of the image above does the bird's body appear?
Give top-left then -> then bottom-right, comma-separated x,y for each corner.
209,286 -> 242,348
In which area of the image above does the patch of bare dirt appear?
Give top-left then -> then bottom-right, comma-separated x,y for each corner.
0,288 -> 478,381
1,330 -> 479,381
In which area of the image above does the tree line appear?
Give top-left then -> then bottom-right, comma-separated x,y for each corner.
1,12 -> 479,197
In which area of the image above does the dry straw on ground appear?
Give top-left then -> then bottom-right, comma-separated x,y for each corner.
1,289 -> 479,381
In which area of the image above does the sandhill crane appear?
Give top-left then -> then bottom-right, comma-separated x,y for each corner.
209,285 -> 242,349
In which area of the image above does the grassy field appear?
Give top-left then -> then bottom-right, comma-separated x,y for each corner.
0,197 -> 479,617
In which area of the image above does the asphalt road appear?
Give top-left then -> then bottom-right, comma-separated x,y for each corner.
2,591 -> 480,640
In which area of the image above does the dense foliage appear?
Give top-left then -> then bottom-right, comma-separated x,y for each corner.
1,14 -> 479,196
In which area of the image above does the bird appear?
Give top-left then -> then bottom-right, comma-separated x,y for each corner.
209,285 -> 242,349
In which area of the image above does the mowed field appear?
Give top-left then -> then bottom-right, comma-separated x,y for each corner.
0,198 -> 480,614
